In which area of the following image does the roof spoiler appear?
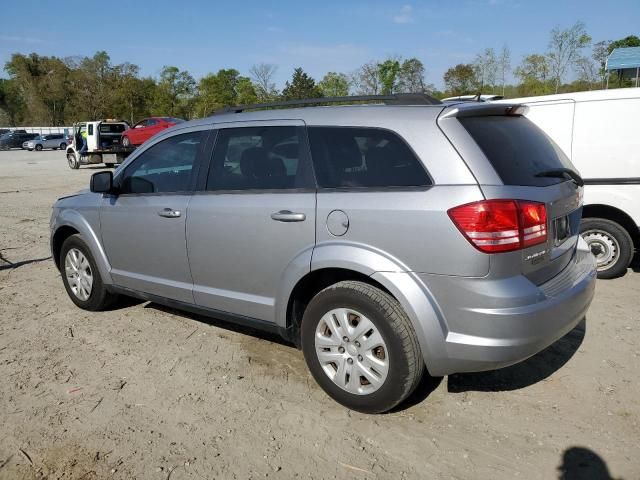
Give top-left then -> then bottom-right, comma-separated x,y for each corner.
440,103 -> 529,119
211,93 -> 442,115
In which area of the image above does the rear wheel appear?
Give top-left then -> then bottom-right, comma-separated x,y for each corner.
122,136 -> 131,148
580,218 -> 633,279
35,144 -> 43,151
59,142 -> 67,149
301,281 -> 424,413
60,234 -> 118,311
67,152 -> 80,169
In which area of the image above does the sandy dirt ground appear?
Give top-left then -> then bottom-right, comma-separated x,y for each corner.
0,149 -> 638,480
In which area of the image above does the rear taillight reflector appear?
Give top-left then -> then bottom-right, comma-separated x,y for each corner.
448,200 -> 547,253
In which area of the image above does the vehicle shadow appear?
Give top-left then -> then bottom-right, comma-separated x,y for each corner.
447,319 -> 586,393
144,302 -> 296,349
558,446 -> 618,480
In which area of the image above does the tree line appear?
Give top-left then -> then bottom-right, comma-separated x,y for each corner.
0,23 -> 637,127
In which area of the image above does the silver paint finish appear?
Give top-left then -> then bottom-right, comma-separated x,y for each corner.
315,308 -> 389,395
50,101 -> 598,379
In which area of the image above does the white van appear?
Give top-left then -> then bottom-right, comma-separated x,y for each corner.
496,88 -> 640,278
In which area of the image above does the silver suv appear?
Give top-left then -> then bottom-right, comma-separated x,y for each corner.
50,95 -> 597,413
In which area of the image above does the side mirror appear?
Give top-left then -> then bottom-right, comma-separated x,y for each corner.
90,171 -> 114,193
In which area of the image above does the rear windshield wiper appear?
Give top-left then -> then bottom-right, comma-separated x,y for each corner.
535,168 -> 584,187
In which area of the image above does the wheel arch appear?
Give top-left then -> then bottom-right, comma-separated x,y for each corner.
51,212 -> 112,284
582,204 -> 640,247
280,243 -> 445,374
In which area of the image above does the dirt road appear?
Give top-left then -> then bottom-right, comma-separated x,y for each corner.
1,150 -> 638,479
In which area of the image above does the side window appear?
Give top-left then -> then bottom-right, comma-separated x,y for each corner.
206,126 -> 311,191
88,124 -> 94,136
120,131 -> 204,194
308,127 -> 431,188
147,119 -> 157,126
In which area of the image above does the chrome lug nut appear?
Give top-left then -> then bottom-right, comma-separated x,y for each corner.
347,357 -> 353,364
357,354 -> 363,361
338,346 -> 345,353
342,336 -> 349,342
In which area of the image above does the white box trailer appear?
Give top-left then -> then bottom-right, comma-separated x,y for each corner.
496,88 -> 640,278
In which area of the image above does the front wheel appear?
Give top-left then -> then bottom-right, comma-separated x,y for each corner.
67,152 -> 80,169
35,144 -> 43,151
580,218 -> 634,279
59,142 -> 67,150
301,281 -> 424,413
60,234 -> 118,310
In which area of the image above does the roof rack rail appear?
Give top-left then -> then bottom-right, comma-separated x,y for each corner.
212,93 -> 442,115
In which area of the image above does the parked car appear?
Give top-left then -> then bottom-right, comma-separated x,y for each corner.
66,120 -> 132,169
50,96 -> 596,413
0,132 -> 38,150
0,129 -> 10,136
121,117 -> 184,147
495,88 -> 640,278
24,133 -> 68,151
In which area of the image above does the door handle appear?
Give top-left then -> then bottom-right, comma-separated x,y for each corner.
270,210 -> 306,222
158,208 -> 181,218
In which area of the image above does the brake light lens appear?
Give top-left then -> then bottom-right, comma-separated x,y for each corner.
448,200 -> 547,253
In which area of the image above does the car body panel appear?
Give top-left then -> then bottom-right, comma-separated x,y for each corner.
50,102 -> 597,378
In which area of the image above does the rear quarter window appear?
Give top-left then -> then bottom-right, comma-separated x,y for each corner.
308,127 -> 431,188
460,115 -> 576,186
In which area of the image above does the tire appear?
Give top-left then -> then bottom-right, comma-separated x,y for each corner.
122,136 -> 131,148
580,217 -> 634,279
301,281 -> 424,414
67,153 -> 80,169
35,144 -> 43,151
59,142 -> 66,150
60,234 -> 118,311
104,163 -> 115,168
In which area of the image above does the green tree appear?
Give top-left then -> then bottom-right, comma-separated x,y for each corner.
318,72 -> 350,97
514,54 -> 553,95
473,48 -> 498,91
378,59 -> 401,94
352,61 -> 381,95
547,21 -> 591,93
112,63 -> 156,124
196,69 -> 257,116
443,64 -> 478,95
592,40 -> 611,87
0,78 -> 26,126
154,66 -> 196,118
607,35 -> 640,53
5,53 -> 71,125
281,68 -> 322,100
397,58 -> 428,93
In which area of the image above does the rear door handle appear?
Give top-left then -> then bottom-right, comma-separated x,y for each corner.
158,208 -> 181,218
271,210 -> 306,222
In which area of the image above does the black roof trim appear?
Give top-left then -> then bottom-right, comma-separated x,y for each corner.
212,93 -> 442,115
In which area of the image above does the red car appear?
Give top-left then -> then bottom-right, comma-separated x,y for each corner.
121,117 -> 184,147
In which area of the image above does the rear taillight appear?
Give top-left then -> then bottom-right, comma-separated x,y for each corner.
448,200 -> 547,253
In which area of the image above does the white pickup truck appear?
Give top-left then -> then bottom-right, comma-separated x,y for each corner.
497,88 -> 640,278
66,120 -> 135,169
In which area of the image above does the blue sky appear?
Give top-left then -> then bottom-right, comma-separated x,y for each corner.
1,0 -> 638,89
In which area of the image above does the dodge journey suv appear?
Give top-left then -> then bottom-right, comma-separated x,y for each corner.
50,95 -> 596,413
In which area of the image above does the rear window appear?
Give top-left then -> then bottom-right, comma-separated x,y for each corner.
100,124 -> 127,134
308,127 -> 431,188
460,116 -> 576,186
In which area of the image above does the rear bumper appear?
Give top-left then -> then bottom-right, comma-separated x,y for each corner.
417,237 -> 597,376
